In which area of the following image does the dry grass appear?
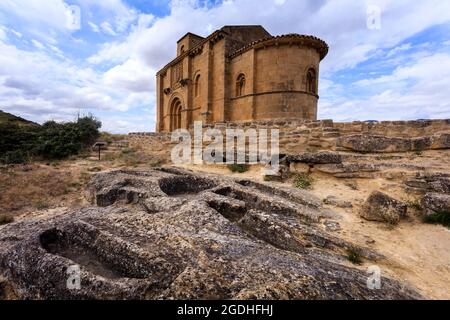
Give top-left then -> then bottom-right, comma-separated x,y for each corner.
0,139 -> 170,218
0,164 -> 87,216
0,276 -> 19,299
99,132 -> 128,144
99,146 -> 167,168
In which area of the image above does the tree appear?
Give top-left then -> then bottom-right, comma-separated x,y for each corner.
0,115 -> 102,164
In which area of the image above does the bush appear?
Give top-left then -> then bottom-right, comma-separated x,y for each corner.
346,248 -> 363,265
422,211 -> 450,228
0,116 -> 101,164
293,173 -> 313,189
0,123 -> 40,164
0,215 -> 14,225
2,150 -> 27,164
227,163 -> 249,173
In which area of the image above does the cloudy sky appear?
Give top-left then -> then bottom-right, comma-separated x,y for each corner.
0,0 -> 449,133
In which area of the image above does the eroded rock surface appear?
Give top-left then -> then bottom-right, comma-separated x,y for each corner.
286,152 -> 342,164
360,191 -> 407,224
323,196 -> 353,209
338,134 -> 450,153
405,173 -> 450,194
421,193 -> 450,215
0,169 -> 420,300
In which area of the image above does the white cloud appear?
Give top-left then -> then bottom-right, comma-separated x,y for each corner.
100,22 -> 117,36
386,43 -> 412,58
320,52 -> 450,121
88,21 -> 100,33
79,0 -> 139,33
0,40 -> 130,121
103,59 -> 154,92
0,0 -> 79,34
49,44 -> 65,58
10,29 -> 22,38
31,39 -> 45,50
100,113 -> 156,133
274,0 -> 286,5
0,27 -> 7,41
354,53 -> 450,86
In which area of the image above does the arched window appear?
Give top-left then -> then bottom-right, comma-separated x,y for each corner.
236,74 -> 246,97
180,45 -> 185,54
306,68 -> 317,94
194,74 -> 201,97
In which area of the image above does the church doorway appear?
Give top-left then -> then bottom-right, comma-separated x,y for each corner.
170,98 -> 183,131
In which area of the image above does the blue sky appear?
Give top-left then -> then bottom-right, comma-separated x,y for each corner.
0,0 -> 450,133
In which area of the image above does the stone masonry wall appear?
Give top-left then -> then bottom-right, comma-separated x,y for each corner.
130,119 -> 450,155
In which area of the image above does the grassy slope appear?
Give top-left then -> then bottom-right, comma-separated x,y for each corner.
0,110 -> 39,127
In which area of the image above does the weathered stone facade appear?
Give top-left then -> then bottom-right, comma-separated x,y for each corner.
156,26 -> 328,132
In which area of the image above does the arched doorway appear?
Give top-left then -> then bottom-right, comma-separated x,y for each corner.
170,98 -> 183,131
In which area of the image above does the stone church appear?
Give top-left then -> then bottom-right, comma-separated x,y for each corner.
156,25 -> 328,132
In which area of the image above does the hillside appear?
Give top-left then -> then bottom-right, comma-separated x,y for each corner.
0,110 -> 39,127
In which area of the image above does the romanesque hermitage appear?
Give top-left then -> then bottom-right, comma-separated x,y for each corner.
156,25 -> 329,132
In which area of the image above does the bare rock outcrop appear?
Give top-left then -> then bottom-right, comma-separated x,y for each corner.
0,169 -> 420,300
286,151 -> 342,164
338,134 -> 450,153
314,163 -> 381,178
421,193 -> 450,215
323,196 -> 353,209
405,173 -> 450,194
360,191 -> 407,224
286,151 -> 383,178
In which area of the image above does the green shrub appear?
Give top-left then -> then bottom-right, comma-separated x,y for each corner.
293,173 -> 313,189
0,122 -> 40,164
0,115 -> 101,164
422,211 -> 450,228
0,215 -> 14,225
227,163 -> 249,173
2,150 -> 27,164
346,248 -> 363,265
